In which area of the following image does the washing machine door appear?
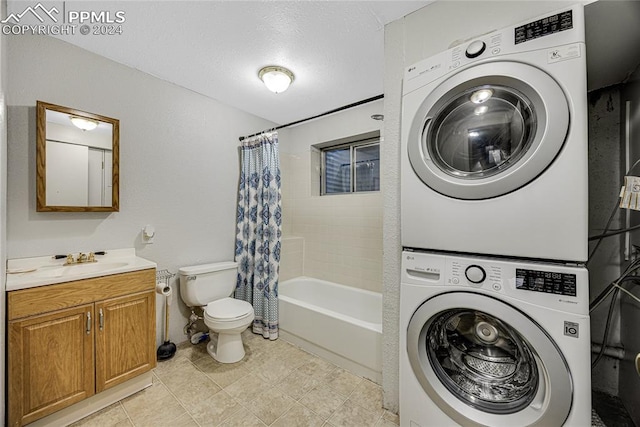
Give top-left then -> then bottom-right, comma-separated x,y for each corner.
406,292 -> 572,427
407,62 -> 569,200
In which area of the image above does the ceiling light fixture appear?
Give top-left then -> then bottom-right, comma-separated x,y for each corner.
69,116 -> 99,131
258,66 -> 295,94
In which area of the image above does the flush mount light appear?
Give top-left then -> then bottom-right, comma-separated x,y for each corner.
69,116 -> 99,131
470,88 -> 493,104
258,66 -> 295,94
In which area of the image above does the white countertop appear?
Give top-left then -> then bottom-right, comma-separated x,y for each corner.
6,248 -> 157,291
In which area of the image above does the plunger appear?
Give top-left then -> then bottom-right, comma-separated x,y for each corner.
157,285 -> 176,360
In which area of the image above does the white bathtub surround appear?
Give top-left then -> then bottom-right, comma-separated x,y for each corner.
279,162 -> 383,292
235,131 -> 282,340
279,276 -> 383,384
280,237 -> 304,282
278,101 -> 384,295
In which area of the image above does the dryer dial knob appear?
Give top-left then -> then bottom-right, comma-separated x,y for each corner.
465,265 -> 486,284
465,40 -> 486,58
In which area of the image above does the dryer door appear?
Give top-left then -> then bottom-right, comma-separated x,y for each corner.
406,292 -> 572,427
407,62 -> 569,200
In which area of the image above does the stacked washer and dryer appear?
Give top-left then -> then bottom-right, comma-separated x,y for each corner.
399,5 -> 591,427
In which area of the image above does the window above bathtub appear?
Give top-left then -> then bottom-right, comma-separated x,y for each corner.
314,131 -> 380,196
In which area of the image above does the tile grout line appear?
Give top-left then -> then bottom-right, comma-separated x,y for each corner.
152,361 -> 204,427
200,338 -> 316,426
185,348 -> 265,426
328,376 -> 387,427
128,338 -> 387,427
117,400 -> 135,426
260,359 -> 342,426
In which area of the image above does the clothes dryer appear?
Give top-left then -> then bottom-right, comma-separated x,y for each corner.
401,5 -> 588,261
399,250 -> 591,426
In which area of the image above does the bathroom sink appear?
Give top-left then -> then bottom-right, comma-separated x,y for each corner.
29,262 -> 130,279
6,248 -> 157,291
29,267 -> 65,279
62,261 -> 130,276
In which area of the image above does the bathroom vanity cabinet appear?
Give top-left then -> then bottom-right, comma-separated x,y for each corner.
7,268 -> 156,427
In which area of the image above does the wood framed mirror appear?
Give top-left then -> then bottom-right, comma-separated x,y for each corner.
36,101 -> 119,212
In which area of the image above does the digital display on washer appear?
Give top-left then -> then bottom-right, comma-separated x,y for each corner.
515,10 -> 573,44
515,269 -> 576,296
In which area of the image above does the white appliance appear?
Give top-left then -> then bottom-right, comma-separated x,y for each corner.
399,250 -> 591,427
401,5 -> 588,262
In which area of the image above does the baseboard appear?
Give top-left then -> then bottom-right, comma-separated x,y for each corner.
26,372 -> 153,427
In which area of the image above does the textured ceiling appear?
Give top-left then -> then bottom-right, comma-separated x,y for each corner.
8,1 -> 432,124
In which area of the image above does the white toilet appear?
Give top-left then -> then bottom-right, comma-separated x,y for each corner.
179,261 -> 255,363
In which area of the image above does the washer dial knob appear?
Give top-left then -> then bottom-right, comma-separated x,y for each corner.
465,40 -> 486,58
465,265 -> 486,284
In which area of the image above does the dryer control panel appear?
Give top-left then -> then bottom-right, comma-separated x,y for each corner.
401,250 -> 589,314
403,4 -> 585,96
515,9 -> 573,45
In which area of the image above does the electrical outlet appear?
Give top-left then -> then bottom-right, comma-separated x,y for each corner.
636,353 -> 640,377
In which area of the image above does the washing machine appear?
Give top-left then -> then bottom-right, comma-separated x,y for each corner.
401,5 -> 588,262
399,250 -> 591,426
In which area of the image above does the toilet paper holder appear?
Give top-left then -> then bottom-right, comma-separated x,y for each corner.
156,269 -> 175,293
156,269 -> 177,361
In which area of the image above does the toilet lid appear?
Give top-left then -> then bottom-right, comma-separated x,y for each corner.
205,297 -> 253,321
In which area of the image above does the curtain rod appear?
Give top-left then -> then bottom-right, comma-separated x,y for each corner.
238,94 -> 383,141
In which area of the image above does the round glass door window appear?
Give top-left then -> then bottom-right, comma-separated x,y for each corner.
406,62 -> 570,200
427,309 -> 538,413
405,292 -> 573,426
428,85 -> 536,180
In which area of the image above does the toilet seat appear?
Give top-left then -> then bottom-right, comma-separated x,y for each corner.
204,297 -> 253,322
203,297 -> 255,363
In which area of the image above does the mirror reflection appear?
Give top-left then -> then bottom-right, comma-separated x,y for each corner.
36,101 -> 119,212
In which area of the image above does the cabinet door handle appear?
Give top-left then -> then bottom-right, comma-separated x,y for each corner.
86,312 -> 92,335
99,308 -> 104,331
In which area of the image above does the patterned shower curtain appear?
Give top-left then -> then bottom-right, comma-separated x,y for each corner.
234,131 -> 282,340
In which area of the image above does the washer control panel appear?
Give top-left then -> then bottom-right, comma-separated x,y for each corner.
401,251 -> 589,312
450,258 -> 502,289
515,268 -> 577,297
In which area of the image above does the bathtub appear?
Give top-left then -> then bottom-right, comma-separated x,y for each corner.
279,276 -> 382,383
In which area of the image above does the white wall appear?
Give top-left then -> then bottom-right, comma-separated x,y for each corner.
6,35 -> 275,349
278,99 -> 383,292
382,0 -> 577,412
0,0 -> 7,420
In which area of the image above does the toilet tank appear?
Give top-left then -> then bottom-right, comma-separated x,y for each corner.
179,261 -> 238,307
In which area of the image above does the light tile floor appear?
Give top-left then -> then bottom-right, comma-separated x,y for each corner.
72,330 -> 398,427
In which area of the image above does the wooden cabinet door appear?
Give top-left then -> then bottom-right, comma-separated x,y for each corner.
95,291 -> 156,392
8,304 -> 95,427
